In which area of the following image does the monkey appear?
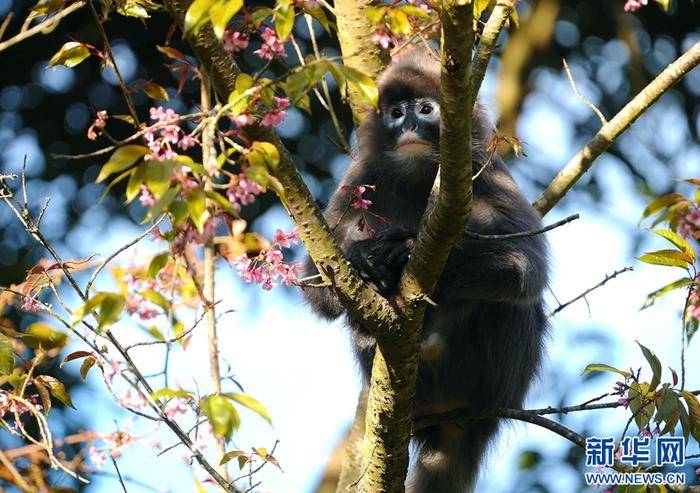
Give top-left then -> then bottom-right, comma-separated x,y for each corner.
302,51 -> 549,493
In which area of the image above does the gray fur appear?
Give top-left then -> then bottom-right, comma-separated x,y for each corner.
302,52 -> 549,493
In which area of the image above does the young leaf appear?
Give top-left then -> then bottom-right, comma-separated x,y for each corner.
143,81 -> 169,101
641,278 -> 694,309
145,159 -> 174,199
334,65 -> 378,107
80,357 -> 96,382
140,289 -> 171,313
97,145 -> 149,183
681,391 -> 700,442
580,363 -> 631,378
638,342 -> 662,391
0,333 -> 14,375
637,249 -> 695,269
72,292 -> 126,332
650,229 -> 695,258
641,193 -> 684,219
143,185 -> 180,222
210,0 -> 244,39
224,393 -> 272,423
219,450 -> 247,466
200,394 -> 240,440
24,323 -> 68,350
186,187 -> 209,232
152,388 -> 193,401
274,4 -> 295,41
184,0 -> 216,34
48,42 -> 90,68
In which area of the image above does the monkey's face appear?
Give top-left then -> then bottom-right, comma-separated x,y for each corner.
382,98 -> 440,160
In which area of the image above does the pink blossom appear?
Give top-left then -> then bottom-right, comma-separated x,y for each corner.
87,110 -> 108,140
624,0 -> 648,11
350,185 -> 372,210
265,248 -> 284,263
273,228 -> 300,248
20,296 -> 42,313
223,29 -> 249,54
119,389 -> 147,410
254,27 -> 287,60
89,445 -> 108,469
227,173 -> 263,210
145,106 -> 182,160
232,113 -> 255,127
164,397 -> 190,420
139,185 -> 156,207
678,206 -> 700,240
178,133 -> 198,150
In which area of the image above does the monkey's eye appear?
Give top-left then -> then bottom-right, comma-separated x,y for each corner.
419,104 -> 433,115
390,107 -> 404,119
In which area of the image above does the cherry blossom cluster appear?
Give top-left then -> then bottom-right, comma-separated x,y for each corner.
169,217 -> 221,254
145,106 -> 198,160
87,110 -> 108,141
255,27 -> 288,60
233,229 -> 302,290
122,272 -> 163,320
686,275 -> 700,322
223,29 -> 249,54
20,296 -> 43,313
231,95 -> 291,129
678,205 -> 700,240
372,29 -> 396,50
623,0 -> 648,11
341,184 -> 387,233
227,173 -> 264,210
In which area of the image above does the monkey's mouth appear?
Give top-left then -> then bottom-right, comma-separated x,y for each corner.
395,136 -> 432,155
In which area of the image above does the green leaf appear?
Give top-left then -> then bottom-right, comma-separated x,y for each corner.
386,8 -> 410,35
650,229 -> 695,259
35,375 -> 75,409
655,386 -> 679,424
142,81 -> 169,101
151,387 -> 193,400
48,42 -> 90,68
0,333 -> 14,375
34,379 -> 51,415
334,65 -> 378,107
220,450 -> 247,466
653,0 -> 670,11
184,0 -> 216,34
140,289 -> 170,313
200,395 -> 240,440
143,185 -> 180,222
638,342 -> 662,391
641,193 -> 684,219
145,160 -> 174,199
97,145 -> 149,183
72,292 -> 126,333
125,163 -> 146,203
365,5 -> 386,23
581,363 -> 631,378
250,7 -> 274,26
223,393 -> 272,424
628,381 -> 654,430
642,278 -> 694,309
274,4 -> 295,41
681,390 -> 700,442
148,253 -> 170,278
397,5 -> 431,18
186,187 -> 209,232
210,0 -> 244,39
637,249 -> 695,269
24,323 -> 68,350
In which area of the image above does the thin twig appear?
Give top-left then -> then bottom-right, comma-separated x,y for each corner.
110,455 -> 129,493
0,1 -> 86,53
548,266 -> 634,317
563,58 -> 607,126
464,213 -> 579,240
87,1 -> 140,127
85,215 -> 166,297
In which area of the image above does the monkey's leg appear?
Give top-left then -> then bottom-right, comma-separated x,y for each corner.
408,420 -> 498,493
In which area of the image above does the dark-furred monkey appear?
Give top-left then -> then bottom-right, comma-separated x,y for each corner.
303,51 -> 549,493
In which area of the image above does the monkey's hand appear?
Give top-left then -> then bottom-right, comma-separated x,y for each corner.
347,228 -> 415,294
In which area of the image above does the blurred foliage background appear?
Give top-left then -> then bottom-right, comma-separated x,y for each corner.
0,0 -> 699,491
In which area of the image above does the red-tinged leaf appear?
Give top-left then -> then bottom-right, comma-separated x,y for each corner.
671,367 -> 679,387
35,375 -> 75,409
60,351 -> 94,367
219,449 -> 247,466
157,45 -> 189,62
143,81 -> 169,101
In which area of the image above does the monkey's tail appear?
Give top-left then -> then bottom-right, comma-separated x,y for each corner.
408,420 -> 498,493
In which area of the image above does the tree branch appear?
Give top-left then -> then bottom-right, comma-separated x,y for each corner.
470,0 -> 515,98
534,41 -> 700,216
0,1 -> 86,53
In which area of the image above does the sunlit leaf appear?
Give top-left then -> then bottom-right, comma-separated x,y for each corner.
681,390 -> 700,442
581,363 -> 630,378
224,392 -> 272,424
650,229 -> 695,258
145,159 -> 173,199
72,292 -> 126,333
0,334 -> 13,375
186,187 -> 209,233
80,357 -> 96,382
152,387 -> 193,400
24,323 -> 68,350
637,249 -> 695,269
184,0 -> 216,34
641,193 -> 684,219
210,0 -> 244,39
48,42 -> 90,68
274,4 -> 295,41
200,394 -> 240,440
365,5 -> 386,23
97,145 -> 149,183
141,289 -> 170,313
219,449 -> 247,466
144,185 -> 180,222
642,278 -> 694,309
